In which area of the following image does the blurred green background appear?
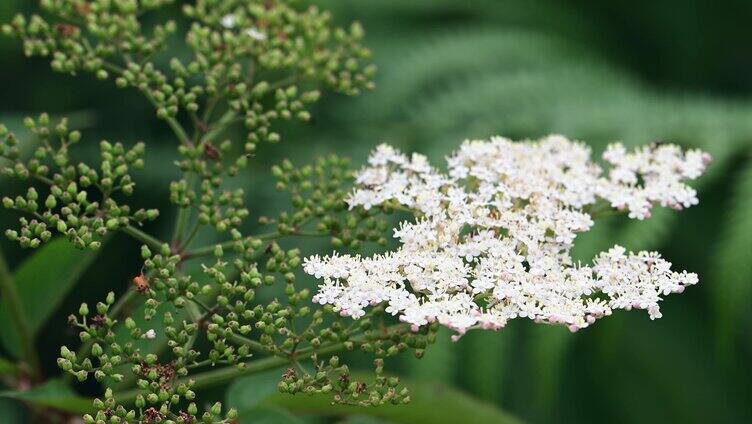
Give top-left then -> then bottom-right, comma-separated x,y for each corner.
1,1 -> 752,423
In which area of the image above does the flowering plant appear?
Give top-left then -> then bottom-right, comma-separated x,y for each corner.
0,1 -> 710,423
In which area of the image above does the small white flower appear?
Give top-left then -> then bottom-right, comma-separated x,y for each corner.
220,14 -> 236,29
143,329 -> 157,339
245,27 -> 267,41
305,135 -> 709,337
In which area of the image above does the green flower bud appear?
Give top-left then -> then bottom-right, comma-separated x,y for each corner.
45,195 -> 57,209
210,402 -> 222,416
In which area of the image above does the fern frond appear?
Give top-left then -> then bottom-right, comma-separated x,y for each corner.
709,157 -> 752,360
363,29 -> 596,121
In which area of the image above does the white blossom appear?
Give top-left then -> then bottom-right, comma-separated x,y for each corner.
219,14 -> 267,41
143,329 -> 157,339
304,135 -> 709,337
245,28 -> 267,41
220,14 -> 237,29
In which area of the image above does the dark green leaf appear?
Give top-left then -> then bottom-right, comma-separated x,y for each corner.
0,238 -> 102,357
226,368 -> 286,413
0,379 -> 92,414
0,398 -> 25,424
710,161 -> 752,359
0,358 -> 16,376
406,328 -> 456,383
237,406 -> 305,424
264,376 -> 523,424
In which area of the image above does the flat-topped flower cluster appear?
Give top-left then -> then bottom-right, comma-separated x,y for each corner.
304,135 -> 710,336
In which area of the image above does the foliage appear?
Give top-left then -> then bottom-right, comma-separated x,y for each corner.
0,0 -> 421,423
0,1 -> 751,424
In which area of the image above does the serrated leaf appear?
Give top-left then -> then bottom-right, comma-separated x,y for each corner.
0,238 -> 101,357
0,379 -> 92,414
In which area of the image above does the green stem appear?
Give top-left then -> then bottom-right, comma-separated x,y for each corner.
185,228 -> 327,260
72,288 -> 138,369
181,221 -> 201,249
121,225 -> 166,252
115,327 -> 397,404
201,109 -> 238,144
142,91 -> 191,146
0,249 -> 41,380
172,174 -> 196,247
228,333 -> 273,356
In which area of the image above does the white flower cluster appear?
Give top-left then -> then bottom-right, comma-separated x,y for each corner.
304,136 -> 710,337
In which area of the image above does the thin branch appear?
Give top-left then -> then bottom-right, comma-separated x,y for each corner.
115,324 -> 408,404
121,225 -> 166,252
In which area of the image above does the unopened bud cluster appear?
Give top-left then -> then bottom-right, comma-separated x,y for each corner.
1,114 -> 158,249
0,1 -> 419,422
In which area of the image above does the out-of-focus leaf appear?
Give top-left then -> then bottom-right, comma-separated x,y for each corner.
0,238 -> 101,357
710,160 -> 752,359
0,357 -> 16,375
345,416 -> 396,424
0,398 -> 25,423
528,326 -> 571,419
0,379 -> 92,414
237,406 -> 305,424
406,328 -> 455,383
227,369 -> 308,424
226,368 -> 284,412
462,327 -> 517,402
263,376 -> 523,424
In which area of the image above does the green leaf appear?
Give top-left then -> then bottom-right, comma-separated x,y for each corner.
345,416 -> 396,424
263,376 -> 523,424
237,406 -> 305,424
226,368 -> 286,412
0,237 -> 102,357
463,326 -> 518,402
227,369 -> 308,424
0,398 -> 25,424
406,327 -> 456,383
527,326 -> 572,419
0,358 -> 16,376
710,160 -> 752,359
0,379 -> 92,414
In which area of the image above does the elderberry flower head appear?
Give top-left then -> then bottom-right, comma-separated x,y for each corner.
304,135 -> 709,337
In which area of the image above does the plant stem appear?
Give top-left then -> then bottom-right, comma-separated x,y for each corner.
172,175 -> 196,247
116,337 -> 349,403
142,91 -> 191,146
227,333 -> 273,356
201,109 -> 238,144
72,287 -> 138,366
0,249 -> 41,380
115,324 -> 408,403
185,229 -> 327,260
181,221 -> 201,249
122,225 -> 166,252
